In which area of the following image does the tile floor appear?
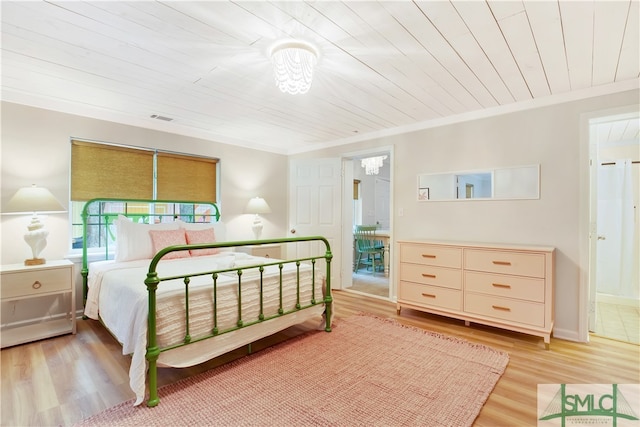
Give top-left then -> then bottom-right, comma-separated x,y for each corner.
594,301 -> 640,344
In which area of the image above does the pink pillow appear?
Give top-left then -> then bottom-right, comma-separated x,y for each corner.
185,228 -> 220,256
149,229 -> 189,260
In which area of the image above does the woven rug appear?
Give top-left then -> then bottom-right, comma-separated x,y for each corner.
76,314 -> 509,427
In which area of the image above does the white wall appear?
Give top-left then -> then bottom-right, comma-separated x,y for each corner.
291,89 -> 640,340
1,102 -> 288,324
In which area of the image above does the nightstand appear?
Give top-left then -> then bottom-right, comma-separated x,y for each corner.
238,244 -> 282,259
1,259 -> 75,348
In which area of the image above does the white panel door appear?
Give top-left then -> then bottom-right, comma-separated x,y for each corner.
289,158 -> 342,288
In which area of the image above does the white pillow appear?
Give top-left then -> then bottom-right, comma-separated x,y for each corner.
115,215 -> 180,262
177,220 -> 226,242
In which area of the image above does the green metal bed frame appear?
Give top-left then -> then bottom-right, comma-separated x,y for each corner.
80,198 -> 333,407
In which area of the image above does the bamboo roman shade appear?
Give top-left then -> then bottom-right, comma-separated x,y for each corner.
71,140 -> 218,202
156,152 -> 217,202
71,140 -> 154,201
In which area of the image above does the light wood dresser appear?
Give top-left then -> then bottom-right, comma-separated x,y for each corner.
397,240 -> 555,348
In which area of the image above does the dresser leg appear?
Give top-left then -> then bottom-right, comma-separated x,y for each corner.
464,320 -> 470,327
396,305 -> 401,315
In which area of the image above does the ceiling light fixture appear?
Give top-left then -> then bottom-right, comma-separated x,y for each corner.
361,156 -> 388,175
270,40 -> 318,95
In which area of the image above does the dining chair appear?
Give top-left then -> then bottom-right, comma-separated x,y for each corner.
354,225 -> 384,274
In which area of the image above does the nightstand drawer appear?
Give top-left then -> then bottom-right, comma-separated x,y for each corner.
238,244 -> 282,259
1,266 -> 71,299
250,245 -> 281,258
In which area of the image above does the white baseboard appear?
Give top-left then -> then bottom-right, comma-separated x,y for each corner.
553,327 -> 584,343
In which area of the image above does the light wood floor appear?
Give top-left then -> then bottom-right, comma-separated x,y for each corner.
1,290 -> 639,426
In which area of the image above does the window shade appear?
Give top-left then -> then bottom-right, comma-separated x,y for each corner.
156,152 -> 217,202
71,140 -> 154,201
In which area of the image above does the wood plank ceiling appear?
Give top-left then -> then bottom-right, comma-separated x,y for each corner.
1,1 -> 639,154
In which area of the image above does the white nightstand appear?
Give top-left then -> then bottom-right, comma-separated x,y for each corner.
238,244 -> 282,259
1,259 -> 76,348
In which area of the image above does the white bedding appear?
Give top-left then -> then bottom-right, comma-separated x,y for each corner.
84,251 -> 326,405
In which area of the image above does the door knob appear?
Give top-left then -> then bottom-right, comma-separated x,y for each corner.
597,235 -> 606,240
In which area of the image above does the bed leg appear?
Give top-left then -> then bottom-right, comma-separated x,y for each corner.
147,346 -> 160,407
324,295 -> 333,332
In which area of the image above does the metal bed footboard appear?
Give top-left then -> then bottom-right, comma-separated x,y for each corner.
144,236 -> 333,407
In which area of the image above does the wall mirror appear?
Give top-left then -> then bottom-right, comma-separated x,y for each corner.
417,165 -> 540,201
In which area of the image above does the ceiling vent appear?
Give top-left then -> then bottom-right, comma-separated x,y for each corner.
150,114 -> 173,122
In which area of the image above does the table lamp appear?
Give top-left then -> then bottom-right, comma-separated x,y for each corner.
3,184 -> 66,265
245,197 -> 271,240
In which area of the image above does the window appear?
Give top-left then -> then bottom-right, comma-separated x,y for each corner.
70,139 -> 218,249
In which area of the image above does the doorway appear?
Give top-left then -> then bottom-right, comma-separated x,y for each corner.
588,113 -> 640,344
342,148 -> 393,300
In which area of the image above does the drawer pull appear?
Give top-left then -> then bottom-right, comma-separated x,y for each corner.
492,283 -> 511,289
421,273 -> 436,278
492,305 -> 511,312
32,281 -> 42,290
422,254 -> 436,258
421,293 -> 436,298
492,261 -> 512,266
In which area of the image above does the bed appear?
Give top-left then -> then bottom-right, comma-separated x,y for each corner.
80,198 -> 333,407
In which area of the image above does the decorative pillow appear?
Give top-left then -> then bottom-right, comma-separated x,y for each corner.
149,229 -> 189,260
185,228 -> 219,256
177,220 -> 226,243
115,216 -> 180,262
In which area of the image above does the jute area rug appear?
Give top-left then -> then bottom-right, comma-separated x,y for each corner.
77,314 -> 509,427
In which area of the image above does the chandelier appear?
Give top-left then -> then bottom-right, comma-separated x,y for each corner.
361,156 -> 388,175
270,40 -> 318,95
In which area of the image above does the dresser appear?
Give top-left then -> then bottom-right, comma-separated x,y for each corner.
397,240 -> 555,348
1,259 -> 76,348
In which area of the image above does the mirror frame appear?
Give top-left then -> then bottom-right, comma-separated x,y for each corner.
417,164 -> 540,201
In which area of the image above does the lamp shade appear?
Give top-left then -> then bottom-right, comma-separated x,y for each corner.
245,197 -> 271,215
3,185 -> 66,214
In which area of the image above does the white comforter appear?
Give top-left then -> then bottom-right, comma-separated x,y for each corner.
84,252 -> 324,405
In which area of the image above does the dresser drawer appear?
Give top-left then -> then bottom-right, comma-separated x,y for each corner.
400,244 -> 462,268
400,263 -> 462,290
1,267 -> 71,299
464,249 -> 545,278
465,271 -> 545,302
464,293 -> 545,327
399,281 -> 462,311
